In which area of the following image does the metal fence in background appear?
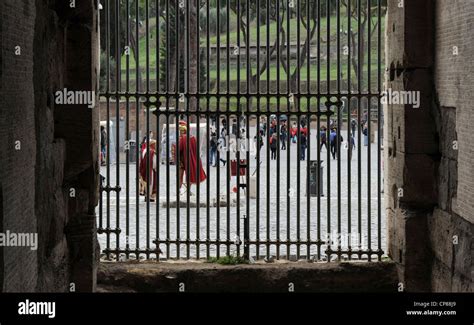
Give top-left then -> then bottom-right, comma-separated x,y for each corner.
98,0 -> 386,262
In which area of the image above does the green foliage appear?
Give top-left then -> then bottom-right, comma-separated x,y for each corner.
199,7 -> 229,34
158,5 -> 206,92
206,255 -> 248,265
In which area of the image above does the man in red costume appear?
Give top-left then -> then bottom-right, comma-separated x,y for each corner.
139,139 -> 158,202
177,120 -> 206,193
139,131 -> 154,196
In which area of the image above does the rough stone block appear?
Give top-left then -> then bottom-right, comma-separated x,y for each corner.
386,0 -> 434,69
452,214 -> 473,280
388,207 -> 431,291
431,258 -> 452,292
392,151 -> 438,208
428,209 -> 454,267
452,271 -> 473,292
438,106 -> 458,160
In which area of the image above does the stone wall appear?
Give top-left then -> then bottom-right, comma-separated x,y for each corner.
0,0 -> 98,292
0,0 -> 38,292
385,0 -> 473,292
429,0 -> 473,292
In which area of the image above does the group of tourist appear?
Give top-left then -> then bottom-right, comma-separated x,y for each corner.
98,115 -> 372,202
138,121 -> 206,202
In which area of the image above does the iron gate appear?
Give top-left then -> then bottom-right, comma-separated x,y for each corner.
98,0 -> 386,262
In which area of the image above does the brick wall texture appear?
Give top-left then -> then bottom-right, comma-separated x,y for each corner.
435,1 -> 474,224
385,0 -> 473,292
0,0 -> 38,292
431,0 -> 474,292
0,0 -> 99,292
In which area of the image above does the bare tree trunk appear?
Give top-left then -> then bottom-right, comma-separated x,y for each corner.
188,1 -> 199,115
130,30 -> 143,91
350,26 -> 365,91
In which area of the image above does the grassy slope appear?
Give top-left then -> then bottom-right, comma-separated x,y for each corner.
118,13 -> 385,74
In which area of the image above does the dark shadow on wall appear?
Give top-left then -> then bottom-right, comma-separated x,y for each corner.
32,0 -> 99,292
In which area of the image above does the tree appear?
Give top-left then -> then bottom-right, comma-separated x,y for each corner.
341,0 -> 386,91
158,2 -> 206,95
229,0 -> 286,94
100,0 -> 144,91
278,0 -> 319,93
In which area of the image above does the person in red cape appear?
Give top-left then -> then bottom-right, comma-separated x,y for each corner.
177,120 -> 206,193
139,139 -> 158,202
139,131 -> 154,196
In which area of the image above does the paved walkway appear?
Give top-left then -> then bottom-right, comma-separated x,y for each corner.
97,126 -> 386,260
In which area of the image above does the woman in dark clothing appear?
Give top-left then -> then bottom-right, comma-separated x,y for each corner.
100,126 -> 107,166
280,124 -> 287,150
209,129 -> 218,167
319,127 -> 327,151
300,132 -> 307,160
270,133 -> 277,160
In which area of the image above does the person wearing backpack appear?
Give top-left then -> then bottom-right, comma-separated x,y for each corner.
209,128 -> 218,167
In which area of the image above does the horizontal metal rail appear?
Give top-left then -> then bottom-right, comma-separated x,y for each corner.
98,0 -> 386,262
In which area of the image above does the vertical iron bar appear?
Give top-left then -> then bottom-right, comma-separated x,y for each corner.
135,0 -> 140,259
377,0 -> 382,261
175,114 -> 180,259
185,0 -> 190,260
206,0 -> 212,259
316,0 -> 321,261
196,109 -> 200,259
224,0 -> 230,259
125,0 -> 131,259
336,0 -> 341,261
245,0 -> 251,260
219,1 -> 224,259
276,0 -> 281,261
296,0 -> 302,260
216,0 -> 222,260
347,0 -> 352,260
306,0 -> 311,261
244,214 -> 249,259
156,0 -> 160,93
196,0 -> 201,260
226,113 -> 230,257
165,0 -> 171,260
367,0 -> 372,261
236,0 -> 242,258
296,114 -> 301,261
265,0 -> 270,260
326,0 -> 331,262
357,0 -> 362,258
175,0 -> 180,259
286,0 -> 291,260
145,0 -> 150,259
155,0 -> 160,261
265,112 -> 270,259
105,0 -> 111,259
224,3 -> 229,259
205,109 -> 210,260
115,0 -> 121,262
255,0 -> 261,260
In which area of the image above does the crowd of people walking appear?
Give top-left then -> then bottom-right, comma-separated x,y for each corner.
99,114 -> 372,202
